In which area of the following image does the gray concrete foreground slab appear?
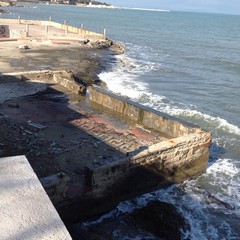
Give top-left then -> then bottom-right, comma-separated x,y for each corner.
0,155 -> 71,240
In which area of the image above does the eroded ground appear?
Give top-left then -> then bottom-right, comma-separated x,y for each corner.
0,83 -> 168,199
0,39 -> 169,199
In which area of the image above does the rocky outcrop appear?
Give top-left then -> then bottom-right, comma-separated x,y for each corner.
130,201 -> 190,240
85,39 -> 113,49
0,9 -> 9,14
110,42 -> 125,54
67,200 -> 190,240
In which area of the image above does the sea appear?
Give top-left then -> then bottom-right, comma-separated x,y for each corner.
2,3 -> 240,239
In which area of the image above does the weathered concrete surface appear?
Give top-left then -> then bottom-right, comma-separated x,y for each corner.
0,155 -> 71,240
82,86 -> 212,199
53,71 -> 86,95
89,86 -> 198,138
85,130 -> 211,198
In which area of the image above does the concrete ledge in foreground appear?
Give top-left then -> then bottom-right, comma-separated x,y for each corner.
0,155 -> 71,240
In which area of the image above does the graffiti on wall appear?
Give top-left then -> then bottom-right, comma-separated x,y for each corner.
0,25 -> 9,38
10,29 -> 27,38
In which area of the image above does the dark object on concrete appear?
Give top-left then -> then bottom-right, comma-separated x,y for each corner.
130,201 -> 190,240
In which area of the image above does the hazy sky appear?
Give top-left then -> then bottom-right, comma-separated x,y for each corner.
106,0 -> 240,15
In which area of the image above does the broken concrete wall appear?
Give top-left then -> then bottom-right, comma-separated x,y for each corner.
40,172 -> 70,205
89,86 -> 198,138
53,71 -> 86,95
87,87 -> 211,200
0,70 -> 86,95
85,130 -> 211,198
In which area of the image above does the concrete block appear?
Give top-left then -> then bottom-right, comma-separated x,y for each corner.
53,72 -> 86,95
0,155 -> 71,240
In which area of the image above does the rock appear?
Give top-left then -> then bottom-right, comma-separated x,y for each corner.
92,79 -> 108,90
8,103 -> 20,108
0,9 -> 9,14
87,39 -> 113,49
110,42 -> 125,54
83,39 -> 90,45
130,200 -> 190,240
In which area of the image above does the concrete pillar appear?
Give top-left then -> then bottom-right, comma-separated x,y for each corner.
25,24 -> 29,37
45,25 -> 48,37
64,20 -> 67,34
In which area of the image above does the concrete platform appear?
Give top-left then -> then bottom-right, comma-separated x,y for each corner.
0,155 -> 71,240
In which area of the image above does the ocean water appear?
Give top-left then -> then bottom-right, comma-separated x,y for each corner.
2,4 -> 240,239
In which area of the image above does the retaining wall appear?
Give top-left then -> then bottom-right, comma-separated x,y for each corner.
89,86 -> 198,138
86,86 -> 211,199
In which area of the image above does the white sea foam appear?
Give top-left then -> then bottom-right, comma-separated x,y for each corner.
99,158 -> 240,239
82,156 -> 240,238
167,108 -> 240,135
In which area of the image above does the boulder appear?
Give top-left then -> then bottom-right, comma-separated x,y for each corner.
130,200 -> 190,240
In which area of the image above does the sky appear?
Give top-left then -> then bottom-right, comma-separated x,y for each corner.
106,0 -> 240,15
